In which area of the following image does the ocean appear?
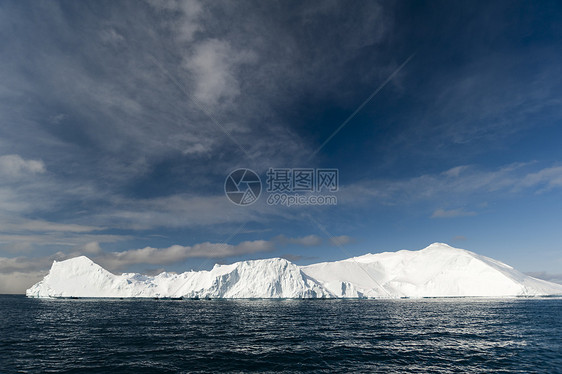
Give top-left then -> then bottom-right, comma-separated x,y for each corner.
1,295 -> 560,373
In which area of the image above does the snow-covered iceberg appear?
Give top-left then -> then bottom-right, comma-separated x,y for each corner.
26,256 -> 328,299
302,243 -> 562,298
26,243 -> 562,299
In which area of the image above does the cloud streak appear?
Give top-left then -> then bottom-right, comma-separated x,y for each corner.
0,219 -> 103,233
341,162 -> 562,207
95,239 -> 275,270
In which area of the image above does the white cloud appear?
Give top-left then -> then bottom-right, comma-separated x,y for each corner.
95,239 -> 275,270
99,28 -> 125,44
147,0 -> 203,42
274,234 -> 353,247
176,0 -> 202,42
0,155 -> 45,178
275,234 -> 323,247
0,252 -> 65,273
0,1 -> 391,223
185,38 -> 254,107
80,241 -> 103,255
329,235 -> 353,246
519,166 -> 562,192
443,165 -> 470,178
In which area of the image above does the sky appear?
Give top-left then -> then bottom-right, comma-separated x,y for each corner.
1,0 -> 562,293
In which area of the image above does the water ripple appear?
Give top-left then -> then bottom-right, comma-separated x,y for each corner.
0,296 -> 560,373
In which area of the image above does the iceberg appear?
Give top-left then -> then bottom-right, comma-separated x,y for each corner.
26,256 -> 329,299
302,243 -> 562,298
26,243 -> 562,299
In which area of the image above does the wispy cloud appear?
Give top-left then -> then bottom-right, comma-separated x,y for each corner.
519,166 -> 562,192
280,253 -> 318,263
0,1 -> 395,238
0,1 -> 397,235
95,239 -> 275,270
185,38 -> 255,107
525,271 -> 562,285
341,162 -> 562,207
0,233 -> 129,254
452,235 -> 467,242
99,233 -> 338,270
384,50 -> 562,163
0,219 -> 103,233
329,235 -> 353,246
275,234 -> 323,247
431,208 -> 476,219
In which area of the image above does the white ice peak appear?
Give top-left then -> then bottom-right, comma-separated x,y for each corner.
26,243 -> 562,299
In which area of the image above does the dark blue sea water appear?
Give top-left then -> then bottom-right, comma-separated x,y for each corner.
0,296 -> 560,373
